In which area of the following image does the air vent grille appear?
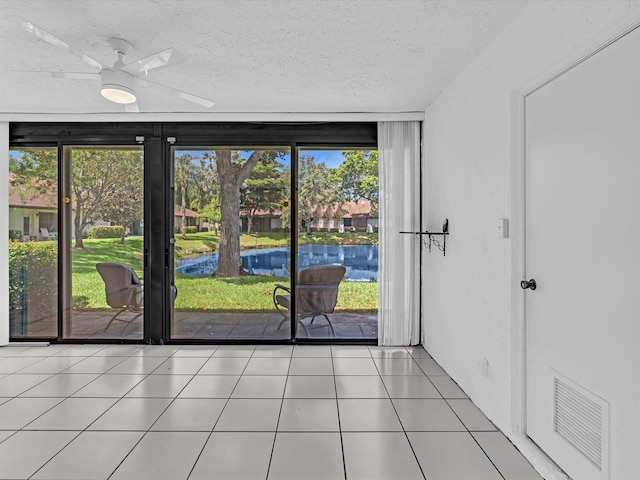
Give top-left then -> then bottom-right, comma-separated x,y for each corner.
553,376 -> 604,470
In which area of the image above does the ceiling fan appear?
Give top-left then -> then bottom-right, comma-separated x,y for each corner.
19,18 -> 215,112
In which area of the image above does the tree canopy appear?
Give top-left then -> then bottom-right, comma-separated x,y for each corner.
240,155 -> 287,234
10,148 -> 144,248
331,150 -> 379,213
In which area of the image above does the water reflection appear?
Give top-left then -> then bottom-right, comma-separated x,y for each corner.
177,244 -> 378,281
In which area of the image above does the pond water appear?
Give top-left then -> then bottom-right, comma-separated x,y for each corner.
177,244 -> 378,281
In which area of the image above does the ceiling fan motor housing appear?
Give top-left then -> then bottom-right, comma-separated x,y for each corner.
100,68 -> 137,104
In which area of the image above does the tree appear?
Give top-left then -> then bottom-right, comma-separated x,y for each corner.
332,150 -> 379,213
98,153 -> 144,244
200,197 -> 222,235
70,149 -> 143,248
241,156 -> 286,234
213,150 -> 271,277
10,149 -> 58,187
282,154 -> 343,233
174,153 -> 198,240
188,156 -> 219,212
9,149 -> 144,248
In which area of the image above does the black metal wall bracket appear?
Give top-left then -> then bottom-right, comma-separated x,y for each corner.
400,219 -> 449,256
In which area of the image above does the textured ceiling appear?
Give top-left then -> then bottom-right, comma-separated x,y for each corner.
0,0 -> 527,115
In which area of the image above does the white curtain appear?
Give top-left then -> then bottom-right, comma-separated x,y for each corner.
0,122 -> 9,345
378,121 -> 421,346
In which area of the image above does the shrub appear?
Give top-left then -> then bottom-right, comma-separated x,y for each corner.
9,242 -> 57,335
175,226 -> 198,234
86,225 -> 125,239
9,230 -> 22,241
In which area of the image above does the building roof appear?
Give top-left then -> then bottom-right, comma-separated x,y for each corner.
343,200 -> 373,216
247,199 -> 376,219
174,205 -> 199,218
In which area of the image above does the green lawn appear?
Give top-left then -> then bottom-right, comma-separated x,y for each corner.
173,274 -> 377,312
175,230 -> 378,257
72,232 -> 378,312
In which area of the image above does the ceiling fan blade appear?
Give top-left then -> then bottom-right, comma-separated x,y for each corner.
51,71 -> 99,79
137,78 -> 215,108
6,69 -> 98,79
124,102 -> 140,113
122,48 -> 187,75
20,18 -> 104,70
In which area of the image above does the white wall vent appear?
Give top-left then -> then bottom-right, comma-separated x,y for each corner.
553,373 -> 609,474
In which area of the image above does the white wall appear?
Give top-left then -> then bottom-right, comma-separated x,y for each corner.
1,122 -> 9,345
421,0 -> 640,474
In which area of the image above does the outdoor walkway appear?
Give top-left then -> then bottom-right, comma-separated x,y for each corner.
0,343 -> 542,480
172,312 -> 378,340
16,311 -> 378,341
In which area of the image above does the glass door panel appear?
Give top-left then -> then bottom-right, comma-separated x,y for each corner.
63,146 -> 144,340
8,147 -> 59,339
295,149 -> 378,340
171,147 -> 292,340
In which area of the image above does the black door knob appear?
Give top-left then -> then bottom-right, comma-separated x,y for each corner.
520,279 -> 537,290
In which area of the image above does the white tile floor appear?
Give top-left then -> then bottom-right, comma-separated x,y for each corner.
0,343 -> 543,480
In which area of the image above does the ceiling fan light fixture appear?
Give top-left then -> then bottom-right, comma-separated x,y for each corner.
100,68 -> 137,104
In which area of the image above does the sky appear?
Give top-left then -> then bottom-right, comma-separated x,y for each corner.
11,147 -> 355,169
175,148 -> 351,169
301,150 -> 345,168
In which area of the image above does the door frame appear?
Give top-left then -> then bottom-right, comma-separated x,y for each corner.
62,142 -> 148,343
8,122 -> 378,344
165,141 -> 298,344
164,140 -> 379,345
146,122 -> 378,345
510,13 -> 640,479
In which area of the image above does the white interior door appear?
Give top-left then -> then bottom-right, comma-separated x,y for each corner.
524,26 -> 640,480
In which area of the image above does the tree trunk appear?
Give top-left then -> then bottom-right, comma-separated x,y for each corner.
74,227 -> 84,248
247,214 -> 253,235
119,223 -> 127,244
217,180 -> 242,276
74,198 -> 84,248
216,150 -> 264,277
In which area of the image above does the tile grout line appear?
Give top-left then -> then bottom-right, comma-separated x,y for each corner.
376,348 -> 428,479
182,345 -> 245,480
23,346 -> 147,480
2,344 -> 521,480
7,348 -> 94,480
264,344 -> 295,480
51,346 -> 185,480
99,345 -> 211,480
442,396 -> 507,480
377,347 -> 428,480
4,345 -> 136,435
98,345 -> 193,480
412,348 -> 507,480
332,346 -> 348,480
27,430 -> 84,480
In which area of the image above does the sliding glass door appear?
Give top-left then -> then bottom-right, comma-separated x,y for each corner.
170,147 -> 292,341
294,149 -> 378,340
8,147 -> 59,338
62,146 -> 144,340
8,144 -> 145,341
9,122 -> 379,344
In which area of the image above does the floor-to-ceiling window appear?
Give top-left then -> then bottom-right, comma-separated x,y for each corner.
293,148 -> 378,340
8,122 -> 378,344
62,145 -> 144,340
8,147 -> 59,338
170,146 -> 292,341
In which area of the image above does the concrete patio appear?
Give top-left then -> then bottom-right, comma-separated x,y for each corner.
12,311 -> 378,342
